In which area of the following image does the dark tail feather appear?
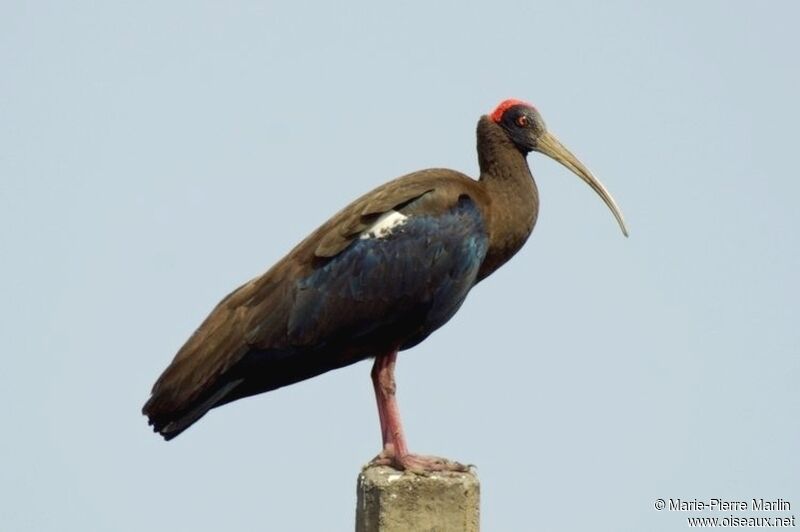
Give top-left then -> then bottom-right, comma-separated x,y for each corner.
142,379 -> 243,441
142,345 -> 364,440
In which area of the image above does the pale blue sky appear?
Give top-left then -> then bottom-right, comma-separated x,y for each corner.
2,2 -> 798,531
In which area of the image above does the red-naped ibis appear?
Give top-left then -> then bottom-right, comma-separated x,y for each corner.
143,99 -> 627,472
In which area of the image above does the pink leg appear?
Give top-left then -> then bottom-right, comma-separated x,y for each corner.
370,354 -> 392,452
369,349 -> 468,473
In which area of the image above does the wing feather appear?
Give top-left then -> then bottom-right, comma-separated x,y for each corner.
143,169 -> 489,437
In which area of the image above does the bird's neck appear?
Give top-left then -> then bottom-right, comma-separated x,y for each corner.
475,117 -> 540,280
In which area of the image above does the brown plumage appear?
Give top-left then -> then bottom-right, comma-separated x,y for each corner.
143,99 -> 627,470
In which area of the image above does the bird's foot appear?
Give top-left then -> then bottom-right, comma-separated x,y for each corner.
369,447 -> 470,474
397,454 -> 471,474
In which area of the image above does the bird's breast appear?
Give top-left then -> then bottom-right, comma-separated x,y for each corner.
477,173 -> 539,281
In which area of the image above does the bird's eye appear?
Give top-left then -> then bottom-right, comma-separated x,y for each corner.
516,115 -> 529,128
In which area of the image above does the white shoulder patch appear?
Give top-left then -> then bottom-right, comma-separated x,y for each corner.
360,210 -> 408,240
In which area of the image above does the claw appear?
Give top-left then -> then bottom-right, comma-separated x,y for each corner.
368,447 -> 470,474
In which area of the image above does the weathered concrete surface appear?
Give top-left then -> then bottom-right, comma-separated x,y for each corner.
356,465 -> 480,532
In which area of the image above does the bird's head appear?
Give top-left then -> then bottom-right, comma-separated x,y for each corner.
491,98 -> 629,237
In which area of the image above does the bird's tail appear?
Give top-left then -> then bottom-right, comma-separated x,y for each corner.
142,377 -> 243,441
142,345 -> 363,440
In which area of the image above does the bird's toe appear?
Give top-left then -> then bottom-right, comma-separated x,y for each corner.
397,453 -> 471,474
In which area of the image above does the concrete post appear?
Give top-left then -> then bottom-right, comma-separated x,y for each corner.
355,465 -> 480,532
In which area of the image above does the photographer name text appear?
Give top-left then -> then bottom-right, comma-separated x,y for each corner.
668,499 -> 791,512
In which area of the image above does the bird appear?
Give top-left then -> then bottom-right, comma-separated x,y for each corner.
142,98 -> 627,472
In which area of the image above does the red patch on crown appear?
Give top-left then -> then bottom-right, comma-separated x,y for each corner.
490,98 -> 533,123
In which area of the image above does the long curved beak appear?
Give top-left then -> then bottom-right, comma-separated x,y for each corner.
535,131 -> 629,237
